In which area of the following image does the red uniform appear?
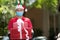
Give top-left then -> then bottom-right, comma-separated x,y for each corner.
8,16 -> 33,40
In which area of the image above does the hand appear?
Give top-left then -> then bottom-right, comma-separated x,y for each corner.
31,29 -> 34,34
8,31 -> 10,34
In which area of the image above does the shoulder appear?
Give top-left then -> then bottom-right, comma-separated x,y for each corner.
23,17 -> 31,21
10,17 -> 15,20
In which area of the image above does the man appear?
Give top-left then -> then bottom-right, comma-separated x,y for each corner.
8,4 -> 34,40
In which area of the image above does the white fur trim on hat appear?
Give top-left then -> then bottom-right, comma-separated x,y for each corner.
16,5 -> 24,9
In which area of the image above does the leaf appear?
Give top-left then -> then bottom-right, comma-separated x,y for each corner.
36,4 -> 42,8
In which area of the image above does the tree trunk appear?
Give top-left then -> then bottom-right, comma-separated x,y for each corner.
42,4 -> 50,38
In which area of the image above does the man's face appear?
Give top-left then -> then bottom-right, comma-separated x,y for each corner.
16,8 -> 24,16
16,8 -> 24,12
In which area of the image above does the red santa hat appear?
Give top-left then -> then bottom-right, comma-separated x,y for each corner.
16,5 -> 24,9
16,0 -> 27,12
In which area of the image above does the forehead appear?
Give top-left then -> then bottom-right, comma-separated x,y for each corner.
16,8 -> 24,11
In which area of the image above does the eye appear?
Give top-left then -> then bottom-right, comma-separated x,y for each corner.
16,9 -> 24,12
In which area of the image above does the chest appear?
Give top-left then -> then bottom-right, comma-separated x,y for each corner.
12,19 -> 29,28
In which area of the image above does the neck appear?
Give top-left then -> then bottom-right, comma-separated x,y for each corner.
16,16 -> 23,19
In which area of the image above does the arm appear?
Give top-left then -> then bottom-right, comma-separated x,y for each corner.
28,19 -> 32,29
28,19 -> 34,33
8,18 -> 13,32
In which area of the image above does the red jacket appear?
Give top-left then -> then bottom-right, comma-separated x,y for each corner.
8,16 -> 33,39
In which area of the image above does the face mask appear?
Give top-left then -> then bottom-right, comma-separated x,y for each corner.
16,11 -> 24,16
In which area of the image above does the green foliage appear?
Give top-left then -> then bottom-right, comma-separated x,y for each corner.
45,0 -> 58,13
0,0 -> 16,35
0,0 -> 10,5
29,0 -> 58,13
31,0 -> 57,8
31,0 -> 44,8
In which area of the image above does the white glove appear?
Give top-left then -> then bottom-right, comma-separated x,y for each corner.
31,29 -> 34,34
8,31 -> 10,34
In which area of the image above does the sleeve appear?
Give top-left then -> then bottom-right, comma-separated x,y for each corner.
28,19 -> 33,29
28,19 -> 34,33
8,19 -> 13,31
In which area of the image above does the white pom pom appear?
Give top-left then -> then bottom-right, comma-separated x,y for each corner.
25,8 -> 28,12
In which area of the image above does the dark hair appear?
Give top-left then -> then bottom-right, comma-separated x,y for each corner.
23,11 -> 26,16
